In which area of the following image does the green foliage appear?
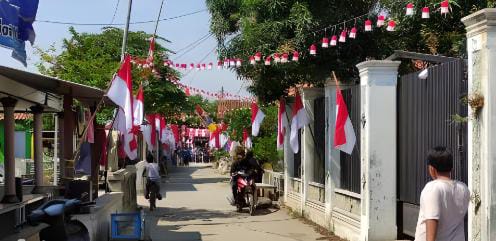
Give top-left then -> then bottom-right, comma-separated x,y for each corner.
184,95 -> 218,120
212,148 -> 229,161
380,0 -> 488,58
224,108 -> 251,142
168,115 -> 203,128
257,105 -> 277,136
252,105 -> 278,167
15,119 -> 32,131
42,114 -> 55,131
165,95 -> 219,128
223,104 -> 279,165
207,0 -> 385,102
207,0 -> 491,102
36,27 -> 188,124
252,133 -> 278,165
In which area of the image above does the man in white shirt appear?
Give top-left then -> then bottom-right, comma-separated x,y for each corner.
415,146 -> 470,241
144,153 -> 162,202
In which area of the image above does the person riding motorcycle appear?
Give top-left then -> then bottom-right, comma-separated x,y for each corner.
230,150 -> 263,203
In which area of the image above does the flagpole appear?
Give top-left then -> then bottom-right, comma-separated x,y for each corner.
121,0 -> 133,61
73,0 -> 133,164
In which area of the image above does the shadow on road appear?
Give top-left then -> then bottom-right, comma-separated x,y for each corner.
145,207 -> 209,241
155,207 -> 235,222
142,165 -> 295,240
161,166 -> 229,192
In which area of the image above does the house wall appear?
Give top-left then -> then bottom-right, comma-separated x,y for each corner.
0,122 -> 33,160
283,79 -> 399,241
462,8 -> 496,241
281,86 -> 363,239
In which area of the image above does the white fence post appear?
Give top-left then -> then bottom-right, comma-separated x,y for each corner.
284,99 -> 294,205
462,8 -> 496,241
356,60 -> 400,241
325,81 -> 340,229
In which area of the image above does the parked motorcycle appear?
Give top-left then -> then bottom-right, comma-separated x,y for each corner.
233,171 -> 257,215
27,198 -> 94,241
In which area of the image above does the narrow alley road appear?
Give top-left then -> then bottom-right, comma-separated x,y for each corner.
137,164 -> 328,241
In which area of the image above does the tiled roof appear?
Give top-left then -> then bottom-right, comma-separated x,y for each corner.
0,113 -> 33,121
217,99 -> 251,119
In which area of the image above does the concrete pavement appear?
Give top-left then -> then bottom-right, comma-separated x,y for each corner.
137,164 -> 334,241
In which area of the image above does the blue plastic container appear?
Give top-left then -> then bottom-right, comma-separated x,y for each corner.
110,212 -> 142,240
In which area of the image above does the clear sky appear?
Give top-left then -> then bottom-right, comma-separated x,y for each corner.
0,0 -> 249,98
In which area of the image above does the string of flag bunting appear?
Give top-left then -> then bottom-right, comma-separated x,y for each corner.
158,0 -> 451,69
170,79 -> 254,101
129,0 -> 451,102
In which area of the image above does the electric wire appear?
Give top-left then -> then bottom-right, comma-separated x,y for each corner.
36,9 -> 207,26
173,33 -> 213,61
173,32 -> 212,54
109,0 -> 121,25
181,46 -> 217,80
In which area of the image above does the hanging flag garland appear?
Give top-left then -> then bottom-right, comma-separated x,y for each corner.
441,0 -> 450,15
377,15 -> 385,27
158,1 -> 452,75
422,7 -> 430,19
322,37 -> 329,48
406,3 -> 414,16
168,79 -> 254,102
349,27 -> 357,39
387,20 -> 396,31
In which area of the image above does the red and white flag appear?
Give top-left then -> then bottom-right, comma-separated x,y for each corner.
147,37 -> 155,66
209,128 -> 221,148
143,114 -> 156,152
107,55 -> 137,159
290,92 -> 310,153
277,98 -> 288,150
334,87 -> 356,154
220,133 -> 229,148
133,84 -> 144,126
114,109 -> 138,160
159,116 -> 167,143
108,54 -> 134,131
243,128 -> 252,149
155,114 -> 161,134
251,102 -> 265,136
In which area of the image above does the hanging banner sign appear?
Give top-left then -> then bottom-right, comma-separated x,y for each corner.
0,0 -> 39,66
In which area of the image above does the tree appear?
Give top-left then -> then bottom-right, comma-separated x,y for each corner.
36,27 -> 188,123
166,95 -> 219,128
223,104 -> 279,167
207,0 -> 493,102
381,0 -> 494,58
223,108 -> 251,142
207,0 -> 390,102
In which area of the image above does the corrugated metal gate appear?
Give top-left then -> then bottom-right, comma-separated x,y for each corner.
340,86 -> 361,194
397,59 -> 468,238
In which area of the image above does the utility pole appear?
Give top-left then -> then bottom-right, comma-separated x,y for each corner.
121,0 -> 133,60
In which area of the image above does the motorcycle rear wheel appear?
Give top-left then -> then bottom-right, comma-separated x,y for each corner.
248,193 -> 255,216
236,203 -> 243,212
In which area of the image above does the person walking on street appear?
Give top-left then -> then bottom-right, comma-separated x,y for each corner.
143,153 -> 162,210
182,145 -> 192,166
414,146 -> 470,241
